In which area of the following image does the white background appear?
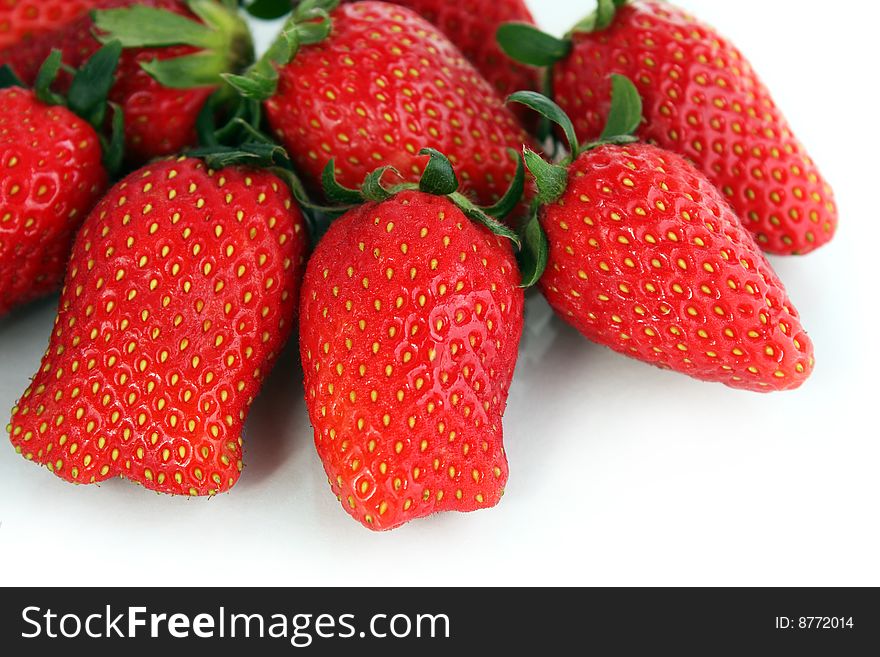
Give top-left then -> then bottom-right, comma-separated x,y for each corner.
1,1 -> 877,587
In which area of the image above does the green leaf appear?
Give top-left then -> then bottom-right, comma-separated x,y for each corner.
225,0 -> 335,104
224,17 -> 300,102
362,167 -> 398,203
141,51 -> 227,89
67,40 -> 122,129
571,0 -> 628,34
263,24 -> 298,68
243,0 -> 294,20
418,148 -> 460,196
93,6 -> 219,48
93,1 -> 255,88
483,148 -> 525,221
101,103 -> 126,176
517,205 -> 549,288
451,193 -> 521,248
523,148 -> 568,205
222,71 -> 278,99
507,90 -> 580,156
596,0 -> 618,30
294,0 -> 339,16
33,50 -> 65,106
496,23 -> 571,67
321,160 -> 364,205
294,10 -> 332,45
187,142 -> 289,169
0,65 -> 24,89
600,74 -> 643,140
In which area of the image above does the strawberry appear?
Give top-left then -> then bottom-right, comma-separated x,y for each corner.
499,0 -> 837,255
0,0 -> 103,50
337,0 -> 540,120
300,150 -> 525,530
1,43 -> 123,316
227,0 -> 530,211
7,156 -> 308,495
0,0 -> 254,164
511,80 -> 814,392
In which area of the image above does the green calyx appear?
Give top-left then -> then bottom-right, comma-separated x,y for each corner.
187,139 -> 346,242
0,43 -> 126,175
506,74 -> 644,286
507,74 -> 643,193
224,0 -> 338,101
92,0 -> 255,90
570,0 -> 629,34
321,148 -> 523,249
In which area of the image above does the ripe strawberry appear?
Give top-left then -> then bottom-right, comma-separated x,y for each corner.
7,156 -> 308,495
0,0 -> 254,164
338,0 -> 540,116
229,0 -> 529,210
0,0 -> 103,50
511,83 -> 814,392
1,43 -> 122,316
499,0 -> 837,255
300,151 -> 524,530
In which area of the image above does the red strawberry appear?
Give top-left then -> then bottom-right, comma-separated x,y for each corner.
511,84 -> 814,392
499,0 -> 837,255
339,0 -> 540,121
0,0 -> 103,50
7,156 -> 308,495
1,43 -> 122,316
0,0 -> 254,164
300,151 -> 524,530
231,0 -> 529,210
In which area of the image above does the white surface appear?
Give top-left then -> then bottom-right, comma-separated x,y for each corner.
1,1 -> 877,587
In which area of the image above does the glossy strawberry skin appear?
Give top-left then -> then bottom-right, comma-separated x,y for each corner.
341,0 -> 540,118
7,157 -> 308,495
540,143 -> 813,392
0,0 -> 103,49
553,0 -> 837,255
300,190 -> 524,530
0,0 -> 214,164
0,88 -> 107,316
266,2 -> 530,208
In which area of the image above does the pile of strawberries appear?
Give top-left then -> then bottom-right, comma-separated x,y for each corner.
0,0 -> 836,531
